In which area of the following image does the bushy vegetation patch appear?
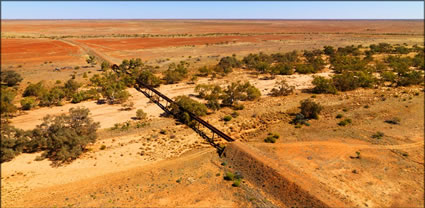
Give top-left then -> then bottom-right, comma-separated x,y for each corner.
170,96 -> 208,126
264,132 -> 280,143
163,61 -> 189,84
299,99 -> 322,119
312,76 -> 337,94
270,80 -> 294,96
0,70 -> 23,87
1,87 -> 18,116
1,107 -> 99,164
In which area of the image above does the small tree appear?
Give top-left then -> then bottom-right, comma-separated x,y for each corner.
121,101 -> 134,111
299,99 -> 322,119
86,55 -> 97,66
101,61 -> 110,71
136,109 -> 147,120
270,80 -> 294,96
312,76 -> 337,94
0,70 -> 23,87
171,96 -> 207,125
1,88 -> 17,116
32,107 -> 100,163
20,97 -> 36,110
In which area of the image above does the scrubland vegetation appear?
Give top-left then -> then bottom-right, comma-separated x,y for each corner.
1,107 -> 99,164
1,42 -> 423,165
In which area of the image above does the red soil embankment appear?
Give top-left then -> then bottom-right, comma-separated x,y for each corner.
223,141 -> 350,207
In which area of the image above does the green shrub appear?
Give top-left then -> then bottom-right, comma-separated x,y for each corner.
232,104 -> 245,110
270,63 -> 294,75
231,111 -> 239,118
90,72 -> 130,104
136,109 -> 147,120
295,64 -> 316,74
101,61 -> 110,71
312,76 -> 337,94
371,131 -> 384,139
338,118 -> 352,126
224,172 -> 235,181
171,96 -> 207,125
232,179 -> 241,187
336,114 -> 343,118
222,81 -> 261,106
0,70 -> 23,87
31,107 -> 100,163
1,88 -> 18,115
300,99 -> 322,119
264,133 -> 279,143
198,66 -> 212,77
397,71 -> 424,86
331,55 -> 366,73
216,56 -> 241,74
380,71 -> 396,83
270,80 -> 294,96
20,97 -> 36,110
137,70 -> 161,87
223,115 -> 232,122
23,82 -> 47,98
163,62 -> 188,84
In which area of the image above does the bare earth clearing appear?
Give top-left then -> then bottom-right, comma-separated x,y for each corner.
1,20 -> 424,207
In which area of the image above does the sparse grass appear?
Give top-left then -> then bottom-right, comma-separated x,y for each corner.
338,118 -> 352,126
264,132 -> 280,143
371,131 -> 384,139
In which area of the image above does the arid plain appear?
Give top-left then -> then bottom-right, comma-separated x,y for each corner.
1,20 -> 424,207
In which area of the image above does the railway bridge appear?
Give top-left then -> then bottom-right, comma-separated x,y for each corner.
111,64 -> 234,153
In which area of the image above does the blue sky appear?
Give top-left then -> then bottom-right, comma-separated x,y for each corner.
1,1 -> 424,19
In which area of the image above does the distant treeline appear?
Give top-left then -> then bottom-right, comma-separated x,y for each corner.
1,31 -> 423,39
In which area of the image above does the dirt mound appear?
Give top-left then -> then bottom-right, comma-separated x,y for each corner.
223,141 -> 351,207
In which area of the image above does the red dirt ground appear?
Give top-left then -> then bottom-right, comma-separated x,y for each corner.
1,38 -> 84,65
2,20 -> 423,36
74,35 -> 300,51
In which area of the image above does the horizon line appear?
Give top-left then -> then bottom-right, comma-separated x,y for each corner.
2,18 -> 424,21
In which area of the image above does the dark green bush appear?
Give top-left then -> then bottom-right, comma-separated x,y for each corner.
299,99 -> 322,119
312,76 -> 337,94
23,82 -> 47,98
295,64 -> 316,74
163,61 -> 188,84
137,70 -> 161,87
0,70 -> 23,87
223,115 -> 232,122
371,131 -> 384,139
32,107 -> 100,163
90,72 -> 130,104
222,81 -> 261,107
20,97 -> 36,110
171,96 -> 208,125
216,55 -> 241,74
270,63 -> 294,75
224,172 -> 235,181
1,88 -> 18,115
338,118 -> 352,126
